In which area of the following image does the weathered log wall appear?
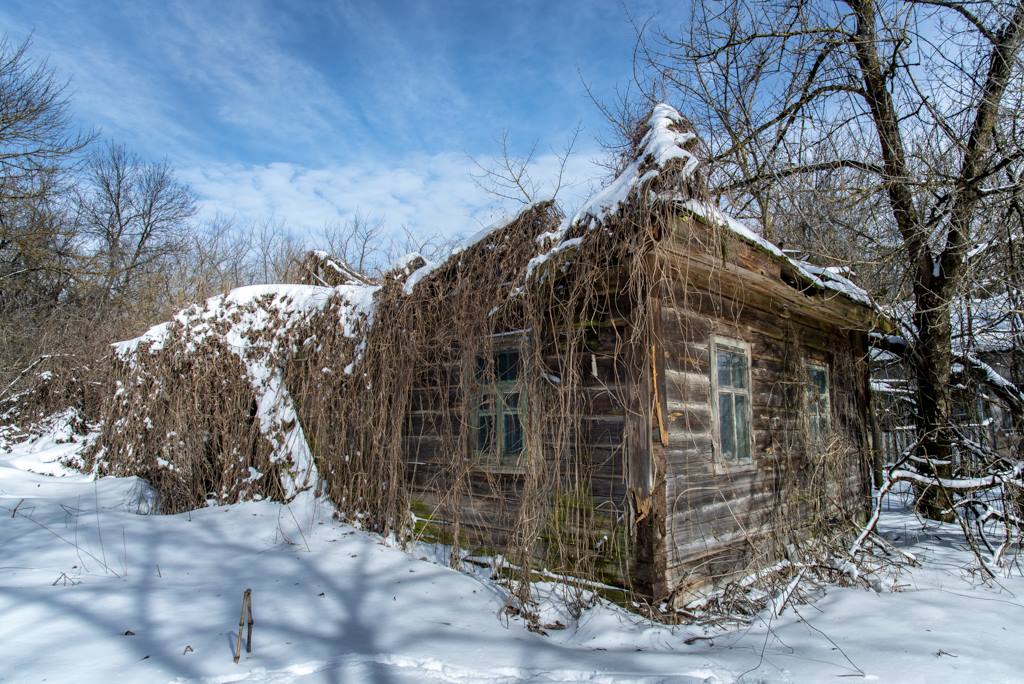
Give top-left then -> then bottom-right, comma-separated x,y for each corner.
399,266 -> 646,589
655,215 -> 871,600
396,210 -> 873,602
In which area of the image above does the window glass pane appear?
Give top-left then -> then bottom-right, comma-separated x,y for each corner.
477,414 -> 494,453
717,350 -> 734,388
504,413 -> 523,455
495,349 -> 520,382
504,392 -> 519,410
719,393 -> 735,459
718,348 -> 747,389
814,416 -> 827,445
806,365 -> 829,445
732,353 -> 748,389
810,367 -> 827,396
475,354 -> 487,381
735,394 -> 750,459
478,391 -> 495,414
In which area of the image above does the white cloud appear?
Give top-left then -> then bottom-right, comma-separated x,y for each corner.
0,6 -> 199,154
180,150 -> 605,244
0,1 -> 380,161
153,1 -> 375,157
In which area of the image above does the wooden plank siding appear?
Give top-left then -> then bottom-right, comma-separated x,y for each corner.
399,265 -> 646,590
396,210 -> 873,604
654,215 -> 872,602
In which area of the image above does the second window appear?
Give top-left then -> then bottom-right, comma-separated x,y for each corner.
714,338 -> 752,462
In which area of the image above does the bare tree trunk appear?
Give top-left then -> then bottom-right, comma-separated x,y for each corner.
631,0 -> 1024,523
914,288 -> 956,520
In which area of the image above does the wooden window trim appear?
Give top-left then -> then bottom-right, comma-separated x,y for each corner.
806,361 -> 831,447
471,338 -> 527,474
710,335 -> 755,471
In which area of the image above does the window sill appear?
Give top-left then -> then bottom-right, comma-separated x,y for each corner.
713,457 -> 757,475
472,457 -> 527,476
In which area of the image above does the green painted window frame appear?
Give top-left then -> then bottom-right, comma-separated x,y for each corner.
472,344 -> 526,469
711,336 -> 753,464
806,362 -> 831,447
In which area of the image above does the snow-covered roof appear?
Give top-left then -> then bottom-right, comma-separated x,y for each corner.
120,101 -> 875,380
402,102 -> 873,314
871,378 -> 913,395
541,103 -> 700,242
952,292 -> 1021,353
113,282 -> 379,497
400,105 -> 701,294
677,200 -> 872,308
115,284 -> 375,356
883,291 -> 1020,355
400,200 -> 554,295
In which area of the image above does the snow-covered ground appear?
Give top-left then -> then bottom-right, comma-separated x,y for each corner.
2,424 -> 1023,683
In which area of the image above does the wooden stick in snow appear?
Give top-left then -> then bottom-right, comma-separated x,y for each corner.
234,588 -> 253,663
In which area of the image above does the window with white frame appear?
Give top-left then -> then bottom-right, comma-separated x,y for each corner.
713,338 -> 752,462
473,346 -> 524,465
806,362 -> 830,445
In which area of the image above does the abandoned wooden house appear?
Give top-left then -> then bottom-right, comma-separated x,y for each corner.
100,103 -> 881,606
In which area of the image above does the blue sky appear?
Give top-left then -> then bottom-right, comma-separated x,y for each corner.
1,1 -> 687,240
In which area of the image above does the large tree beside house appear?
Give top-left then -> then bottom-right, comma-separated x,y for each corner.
626,0 -> 1024,520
